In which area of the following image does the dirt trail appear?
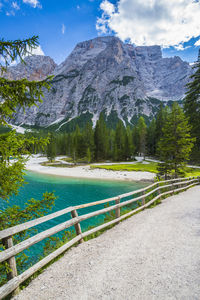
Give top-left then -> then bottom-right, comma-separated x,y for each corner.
14,186 -> 200,300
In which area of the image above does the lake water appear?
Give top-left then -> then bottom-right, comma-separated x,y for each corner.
0,171 -> 148,272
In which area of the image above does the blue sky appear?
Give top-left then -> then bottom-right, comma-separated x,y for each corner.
0,0 -> 200,64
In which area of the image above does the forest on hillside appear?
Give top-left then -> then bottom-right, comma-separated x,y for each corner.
24,102 -> 196,167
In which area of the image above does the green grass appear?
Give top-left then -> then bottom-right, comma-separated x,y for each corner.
91,161 -> 200,177
61,157 -> 74,162
91,161 -> 158,173
184,167 -> 200,177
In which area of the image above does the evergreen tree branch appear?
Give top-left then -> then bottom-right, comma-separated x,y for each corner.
0,76 -> 53,125
0,36 -> 39,72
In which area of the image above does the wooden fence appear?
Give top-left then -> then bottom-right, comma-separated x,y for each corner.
0,176 -> 199,299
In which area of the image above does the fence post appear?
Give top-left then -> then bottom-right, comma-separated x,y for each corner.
2,236 -> 20,296
155,182 -> 162,203
172,183 -> 175,195
142,191 -> 146,207
190,177 -> 192,185
186,177 -> 190,190
193,176 -> 197,187
115,197 -> 120,224
70,209 -> 84,244
176,179 -> 179,190
187,177 -> 191,189
157,182 -> 160,192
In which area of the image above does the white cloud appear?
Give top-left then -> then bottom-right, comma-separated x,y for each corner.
23,0 -> 41,8
12,2 -> 20,10
22,45 -> 44,58
10,60 -> 17,66
28,45 -> 44,56
174,44 -> 191,51
100,0 -> 115,15
195,39 -> 200,46
77,5 -> 80,10
174,44 -> 185,51
97,0 -> 200,49
96,1 -> 116,34
61,24 -> 66,35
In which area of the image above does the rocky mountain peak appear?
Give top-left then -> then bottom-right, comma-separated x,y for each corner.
5,36 -> 194,130
135,45 -> 162,61
3,55 -> 57,81
54,36 -> 120,75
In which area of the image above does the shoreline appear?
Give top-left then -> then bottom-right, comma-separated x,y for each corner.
25,155 -> 156,182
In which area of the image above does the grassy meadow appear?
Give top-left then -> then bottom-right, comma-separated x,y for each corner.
91,161 -> 200,178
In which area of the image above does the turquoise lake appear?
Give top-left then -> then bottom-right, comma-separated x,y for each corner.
0,171 -> 148,271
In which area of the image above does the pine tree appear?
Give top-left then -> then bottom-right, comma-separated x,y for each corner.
108,129 -> 115,159
147,118 -> 156,156
71,125 -> 81,162
157,103 -> 195,178
114,120 -> 126,161
124,126 -> 135,160
46,133 -> 56,162
137,117 -> 147,158
0,37 -> 52,125
83,122 -> 95,160
155,104 -> 169,153
86,147 -> 91,163
155,104 -> 164,142
0,36 -> 51,200
184,49 -> 200,161
132,125 -> 139,155
94,113 -> 108,161
75,126 -> 85,158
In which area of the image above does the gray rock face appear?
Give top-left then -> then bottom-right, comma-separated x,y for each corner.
7,36 -> 193,128
3,55 -> 57,81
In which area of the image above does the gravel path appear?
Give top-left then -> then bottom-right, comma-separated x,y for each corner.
14,186 -> 200,300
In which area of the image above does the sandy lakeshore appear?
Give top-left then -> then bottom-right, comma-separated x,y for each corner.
25,155 -> 155,182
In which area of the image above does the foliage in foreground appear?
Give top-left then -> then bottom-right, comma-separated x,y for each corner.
0,192 -> 56,287
0,35 -> 57,291
0,35 -> 52,201
0,131 -> 49,201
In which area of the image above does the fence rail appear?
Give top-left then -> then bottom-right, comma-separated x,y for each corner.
0,176 -> 199,299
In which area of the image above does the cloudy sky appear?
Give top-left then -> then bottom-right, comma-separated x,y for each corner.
1,0 -> 200,64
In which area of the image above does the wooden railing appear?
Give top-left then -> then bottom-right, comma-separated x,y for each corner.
0,176 -> 199,299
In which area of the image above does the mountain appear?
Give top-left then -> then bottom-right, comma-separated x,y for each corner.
5,36 -> 193,130
3,55 -> 57,81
